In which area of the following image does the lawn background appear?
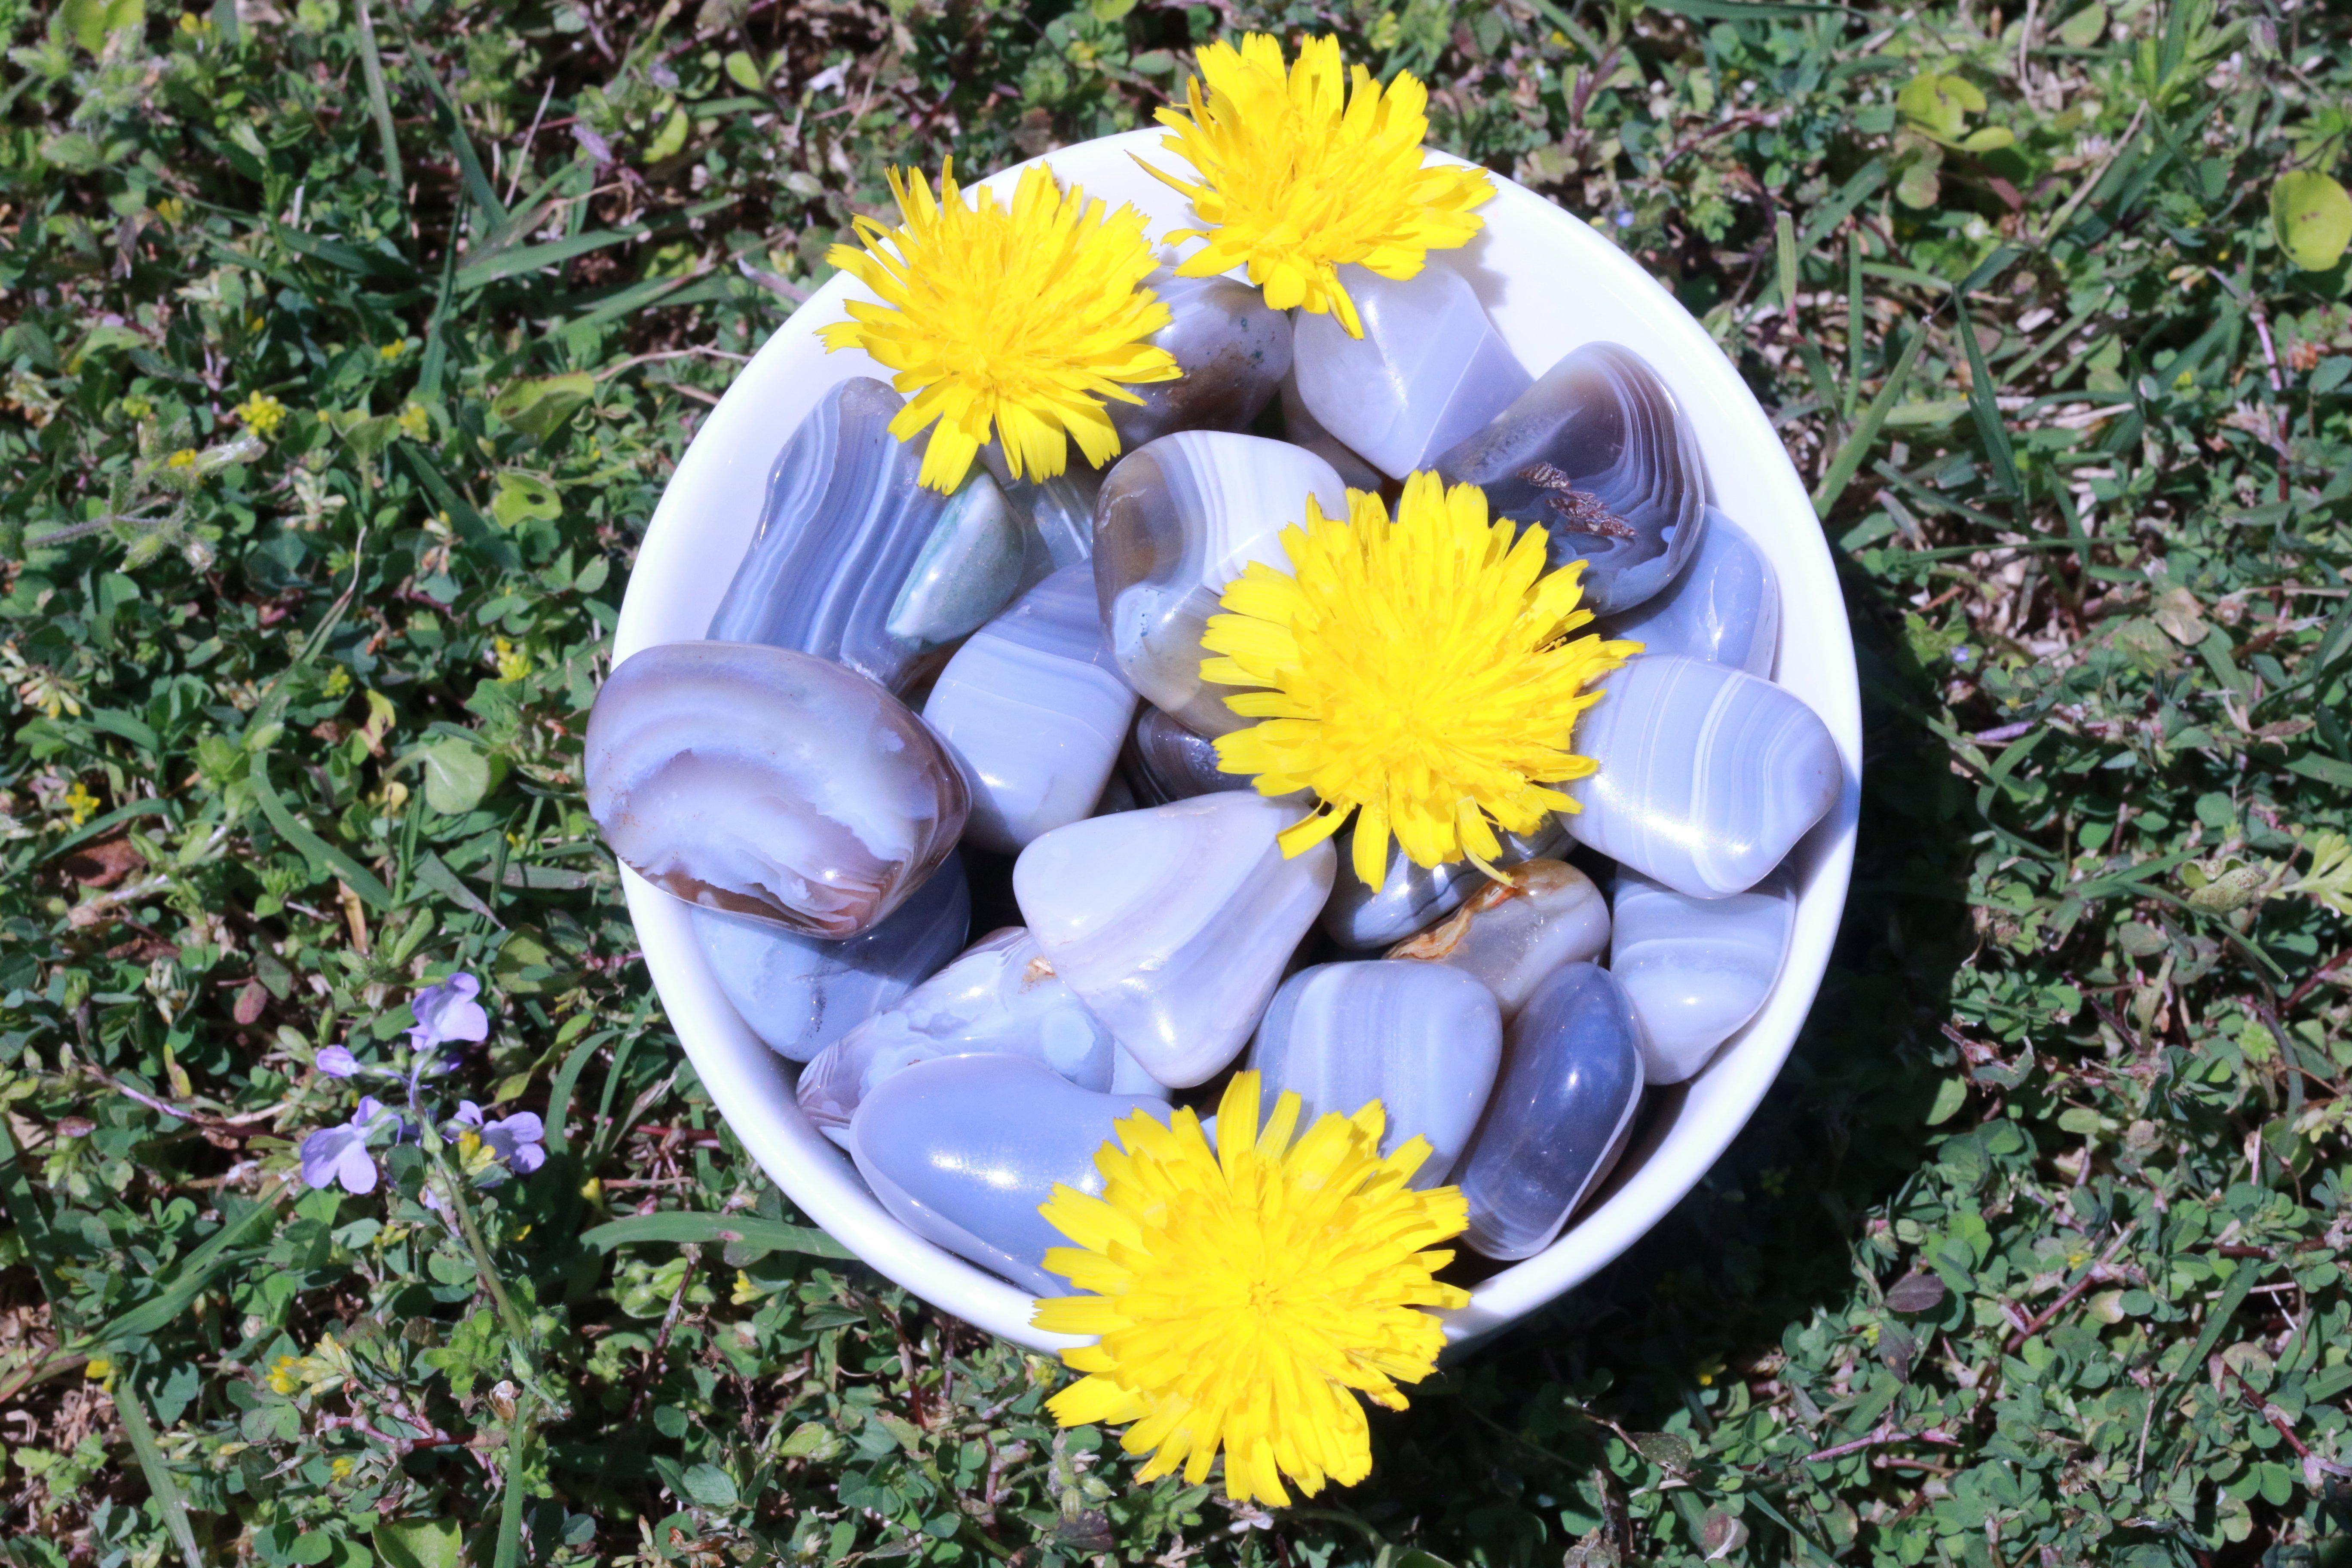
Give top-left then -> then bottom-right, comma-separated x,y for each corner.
3,0 -> 2351,1564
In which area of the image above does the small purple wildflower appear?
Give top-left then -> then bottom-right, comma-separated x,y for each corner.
407,972 -> 490,1069
451,1100 -> 547,1179
315,1044 -> 359,1078
299,1097 -> 401,1194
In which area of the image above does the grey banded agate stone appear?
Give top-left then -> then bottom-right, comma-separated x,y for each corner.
1292,261 -> 1532,479
1434,343 -> 1707,615
1564,655 -> 1839,900
1093,432 -> 1346,736
1121,706 -> 1252,807
1247,961 -> 1502,1188
986,453 -> 1100,582
1387,859 -> 1608,1016
1323,818 -> 1571,950
707,377 -> 1007,692
584,641 -> 968,937
691,854 -> 968,1063
922,565 -> 1137,853
1455,962 -> 1646,1261
1598,508 -> 1779,677
1277,369 -> 1385,493
1014,792 -> 1337,1088
1611,869 -> 1795,1084
1111,270 -> 1293,449
848,1054 -> 1164,1296
797,925 -> 1164,1145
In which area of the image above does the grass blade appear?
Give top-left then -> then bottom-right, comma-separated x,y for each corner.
455,227 -> 649,293
1798,157 -> 1887,254
349,0 -> 404,195
115,1375 -> 207,1568
250,759 -> 395,910
1813,325 -> 1924,515
1775,208 -> 1799,312
582,1211 -> 855,1261
1952,292 -> 2024,499
93,1181 -> 292,1346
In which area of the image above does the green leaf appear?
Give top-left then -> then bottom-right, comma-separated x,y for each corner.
645,107 -> 690,164
374,1519 -> 463,1568
678,1464 -> 738,1508
1926,1076 -> 1969,1125
1897,72 -> 1984,142
490,372 -> 597,440
2271,171 -> 2352,272
115,1378 -> 207,1568
581,1211 -> 855,1260
249,756 -> 395,909
414,737 -> 504,815
61,0 -> 143,52
723,50 -> 763,90
490,473 -> 564,527
2056,1 -> 2106,47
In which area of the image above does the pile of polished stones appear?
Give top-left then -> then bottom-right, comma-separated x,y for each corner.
585,256 -> 1840,1295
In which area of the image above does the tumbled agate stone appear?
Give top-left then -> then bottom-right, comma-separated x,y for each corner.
986,454 -> 1099,583
1387,859 -> 1609,1015
849,1054 -> 1164,1296
707,377 -> 1014,691
1014,792 -> 1336,1088
1436,343 -> 1708,615
1611,868 -> 1795,1083
690,853 -> 968,1062
1599,508 -> 1779,677
1247,961 -> 1502,1187
1111,270 -> 1293,449
584,641 -> 968,937
1292,262 -> 1532,479
1120,706 -> 1251,807
1324,819 -> 1571,950
1277,368 -> 1385,493
797,926 -> 1165,1144
923,564 -> 1137,853
1564,655 -> 1839,899
1456,962 -> 1646,1261
1093,432 -> 1346,736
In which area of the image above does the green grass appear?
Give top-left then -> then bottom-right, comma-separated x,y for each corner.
3,0 -> 2352,1564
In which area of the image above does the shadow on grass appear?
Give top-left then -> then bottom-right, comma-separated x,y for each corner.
1322,560 -> 1979,1562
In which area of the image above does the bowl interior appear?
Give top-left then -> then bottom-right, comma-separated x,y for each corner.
611,129 -> 1861,1351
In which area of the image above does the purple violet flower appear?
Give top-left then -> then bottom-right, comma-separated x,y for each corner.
299,1097 -> 402,1194
315,1045 -> 359,1078
407,972 -> 490,1069
451,1100 -> 547,1179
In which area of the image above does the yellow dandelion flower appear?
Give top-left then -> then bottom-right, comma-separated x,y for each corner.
1033,1071 -> 1468,1507
820,160 -> 1181,493
165,447 -> 200,469
1142,33 -> 1495,337
1202,472 -> 1638,892
236,392 -> 289,436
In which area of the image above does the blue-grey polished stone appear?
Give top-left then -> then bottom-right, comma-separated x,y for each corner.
1247,960 -> 1502,1186
1598,508 -> 1778,677
1385,859 -> 1609,1015
1435,343 -> 1708,615
707,377 -> 1009,692
584,640 -> 968,937
1563,655 -> 1839,899
923,564 -> 1137,852
1455,962 -> 1646,1261
1610,867 -> 1795,1083
1120,706 -> 1253,807
1112,270 -> 1293,448
797,925 -> 1165,1144
1323,819 -> 1571,949
1093,431 -> 1347,736
849,1054 -> 1165,1295
691,854 -> 968,1063
1292,262 -> 1532,479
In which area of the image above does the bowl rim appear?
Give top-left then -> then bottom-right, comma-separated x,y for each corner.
609,127 -> 1861,1353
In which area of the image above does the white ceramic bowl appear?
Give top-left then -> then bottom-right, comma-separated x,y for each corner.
609,130 -> 1861,1351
